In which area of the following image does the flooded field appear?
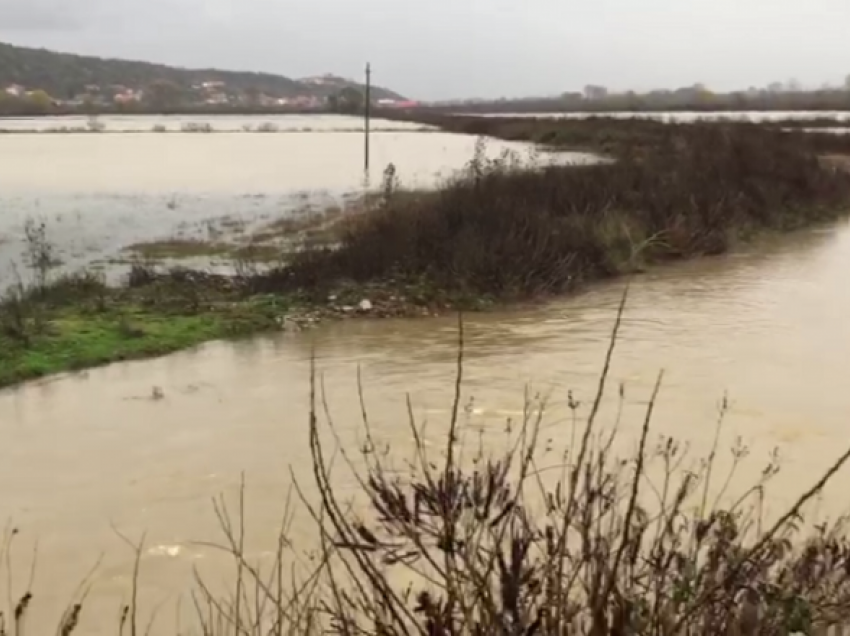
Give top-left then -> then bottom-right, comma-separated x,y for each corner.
0,115 -> 597,286
3,113 -> 850,633
0,113 -> 430,133
467,109 -> 850,123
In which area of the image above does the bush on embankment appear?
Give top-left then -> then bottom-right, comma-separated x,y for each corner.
263,122 -> 850,298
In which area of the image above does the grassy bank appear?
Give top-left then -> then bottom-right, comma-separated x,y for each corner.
3,118 -> 850,388
0,268 -> 280,387
0,262 -> 479,389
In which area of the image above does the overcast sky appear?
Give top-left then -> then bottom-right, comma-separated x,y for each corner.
0,0 -> 848,100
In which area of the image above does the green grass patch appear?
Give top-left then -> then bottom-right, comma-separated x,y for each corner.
0,293 -> 286,389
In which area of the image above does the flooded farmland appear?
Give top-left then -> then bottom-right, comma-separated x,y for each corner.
2,113 -> 850,633
0,114 -> 597,286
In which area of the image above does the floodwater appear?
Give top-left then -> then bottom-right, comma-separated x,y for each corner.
3,113 -> 850,633
0,114 -> 596,286
0,113 -> 430,133
467,110 -> 850,123
3,221 -> 850,632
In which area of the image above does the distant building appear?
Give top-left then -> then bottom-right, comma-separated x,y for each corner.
4,84 -> 25,97
379,100 -> 419,109
113,89 -> 141,104
300,74 -> 342,86
288,95 -> 322,109
205,92 -> 230,105
583,85 -> 608,100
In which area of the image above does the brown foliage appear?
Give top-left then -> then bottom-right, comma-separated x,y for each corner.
273,122 -> 850,297
306,303 -> 850,636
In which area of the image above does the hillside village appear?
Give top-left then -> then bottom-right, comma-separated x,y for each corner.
0,41 -> 415,114
2,73 -> 418,111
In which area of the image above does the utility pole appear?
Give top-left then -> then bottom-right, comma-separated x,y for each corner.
364,62 -> 371,172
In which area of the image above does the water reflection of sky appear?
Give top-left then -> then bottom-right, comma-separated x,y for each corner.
0,120 -> 598,286
0,190 -> 338,283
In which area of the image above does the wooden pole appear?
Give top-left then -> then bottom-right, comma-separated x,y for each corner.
364,62 -> 371,172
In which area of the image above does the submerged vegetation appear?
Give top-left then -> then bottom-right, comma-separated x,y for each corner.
7,306 -> 850,634
3,117 -> 850,388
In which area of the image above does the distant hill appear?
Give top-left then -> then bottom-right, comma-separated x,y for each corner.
298,74 -> 390,98
0,41 -> 405,103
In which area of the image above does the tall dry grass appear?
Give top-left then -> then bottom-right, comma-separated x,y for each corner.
265,122 -> 850,298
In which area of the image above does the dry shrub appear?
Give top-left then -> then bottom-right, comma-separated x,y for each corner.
275,122 -> 850,298
305,294 -> 850,635
5,291 -> 850,635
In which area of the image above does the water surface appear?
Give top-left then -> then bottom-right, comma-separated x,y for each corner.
0,116 -> 596,285
2,220 -> 850,633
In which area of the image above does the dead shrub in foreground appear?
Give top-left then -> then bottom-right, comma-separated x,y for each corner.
6,289 -> 850,635
306,292 -> 850,635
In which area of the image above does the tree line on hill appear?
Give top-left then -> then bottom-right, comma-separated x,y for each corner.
0,40 -> 401,117
430,79 -> 850,114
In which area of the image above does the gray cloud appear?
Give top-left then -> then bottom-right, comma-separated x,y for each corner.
0,0 -> 87,30
0,0 -> 848,100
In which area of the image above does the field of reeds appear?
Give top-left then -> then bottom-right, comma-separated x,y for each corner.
378,110 -> 850,155
262,119 -> 850,298
6,300 -> 850,635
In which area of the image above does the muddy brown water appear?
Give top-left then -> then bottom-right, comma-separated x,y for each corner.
2,219 -> 850,632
